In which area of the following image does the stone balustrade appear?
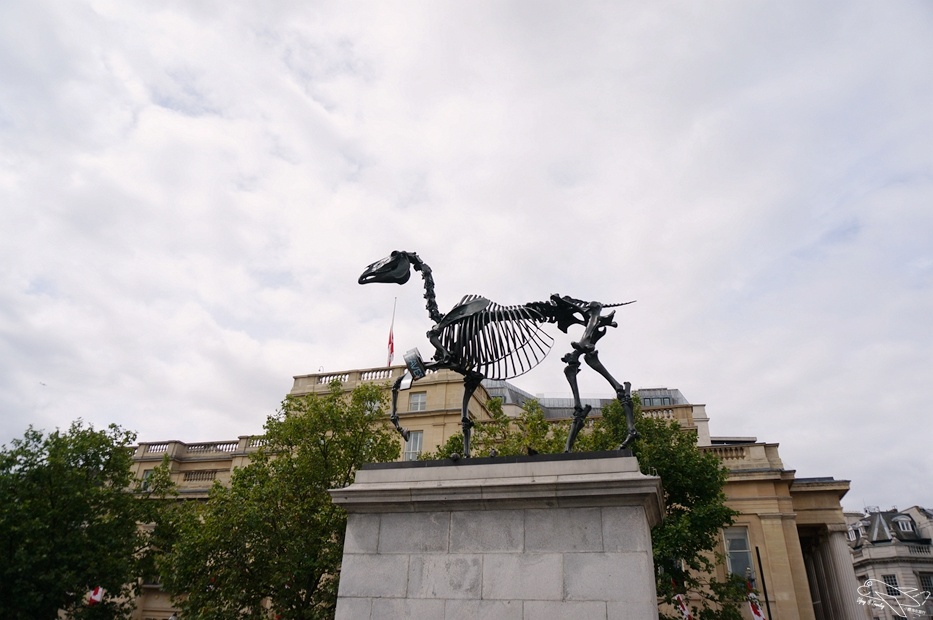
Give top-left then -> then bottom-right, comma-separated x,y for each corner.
317,372 -> 351,384
641,404 -> 696,429
702,442 -> 785,471
133,436 -> 266,460
187,441 -> 238,453
183,470 -> 218,482
360,368 -> 396,381
642,407 -> 676,421
705,445 -> 749,460
291,365 -> 408,395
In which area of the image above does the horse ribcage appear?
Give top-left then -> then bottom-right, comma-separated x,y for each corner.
438,295 -> 554,380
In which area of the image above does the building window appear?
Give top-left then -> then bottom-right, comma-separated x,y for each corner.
724,527 -> 754,582
919,573 -> 933,592
404,431 -> 423,461
409,392 -> 427,412
882,574 -> 898,596
141,469 -> 154,490
896,519 -> 914,533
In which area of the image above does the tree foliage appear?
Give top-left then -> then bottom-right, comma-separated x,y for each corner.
157,382 -> 400,620
0,421 -> 146,619
425,396 -> 747,619
422,398 -> 569,460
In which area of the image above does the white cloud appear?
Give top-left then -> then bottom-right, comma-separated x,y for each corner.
1,1 -> 930,509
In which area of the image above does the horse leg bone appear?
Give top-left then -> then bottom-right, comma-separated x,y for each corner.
461,372 -> 483,458
389,374 -> 410,441
583,351 -> 638,449
563,349 -> 591,452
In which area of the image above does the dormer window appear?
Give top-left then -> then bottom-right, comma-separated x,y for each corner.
896,519 -> 914,533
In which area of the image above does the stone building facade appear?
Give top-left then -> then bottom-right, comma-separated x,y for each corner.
129,365 -> 862,620
845,506 -> 933,619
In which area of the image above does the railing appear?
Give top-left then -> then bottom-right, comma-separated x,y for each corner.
292,366 -> 407,394
145,443 -> 169,454
247,436 -> 267,448
186,442 -> 238,453
705,445 -> 749,460
641,404 -> 696,428
317,373 -> 350,384
360,369 -> 394,382
643,408 -> 675,421
183,470 -> 218,482
908,545 -> 932,555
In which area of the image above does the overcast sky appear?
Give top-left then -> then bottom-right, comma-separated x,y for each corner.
2,1 -> 931,511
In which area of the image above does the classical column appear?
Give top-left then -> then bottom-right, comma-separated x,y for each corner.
783,516 -> 820,620
803,547 -> 827,620
825,526 -> 863,619
759,513 -> 817,620
814,540 -> 843,619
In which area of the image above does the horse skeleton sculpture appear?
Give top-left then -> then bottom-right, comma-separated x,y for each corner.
359,250 -> 638,458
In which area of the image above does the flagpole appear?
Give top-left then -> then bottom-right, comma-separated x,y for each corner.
387,297 -> 397,367
755,546 -> 773,620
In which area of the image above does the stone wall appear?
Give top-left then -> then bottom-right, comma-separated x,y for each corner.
330,452 -> 663,620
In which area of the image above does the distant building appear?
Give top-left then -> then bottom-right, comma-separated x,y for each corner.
129,364 -> 864,620
846,506 -> 933,618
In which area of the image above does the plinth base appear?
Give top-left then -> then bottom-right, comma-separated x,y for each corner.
329,451 -> 663,620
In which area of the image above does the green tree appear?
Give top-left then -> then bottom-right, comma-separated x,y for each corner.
157,382 -> 400,620
422,398 -> 570,460
0,421 -> 146,619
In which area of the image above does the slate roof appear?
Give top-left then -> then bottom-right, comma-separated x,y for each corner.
849,510 -> 929,548
482,379 -> 535,408
482,379 -> 611,419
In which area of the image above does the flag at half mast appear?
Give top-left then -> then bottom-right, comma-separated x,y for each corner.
387,298 -> 396,367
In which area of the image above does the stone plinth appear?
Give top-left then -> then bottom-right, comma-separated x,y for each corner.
329,451 -> 663,620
